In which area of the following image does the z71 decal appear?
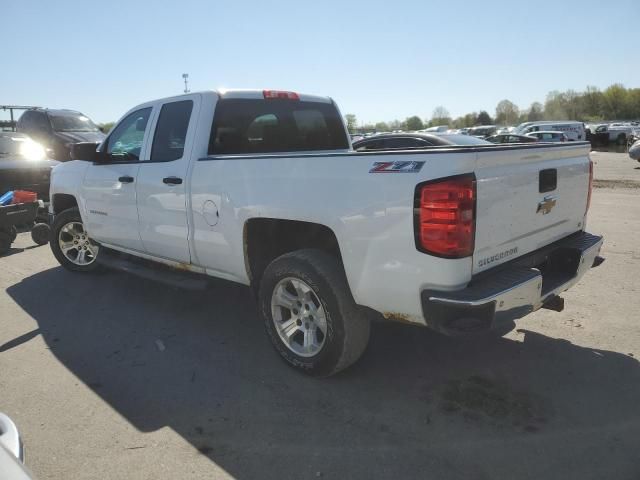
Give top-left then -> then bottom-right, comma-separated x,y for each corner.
369,161 -> 425,173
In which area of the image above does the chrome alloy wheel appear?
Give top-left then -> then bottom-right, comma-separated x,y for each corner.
58,221 -> 98,266
271,277 -> 328,357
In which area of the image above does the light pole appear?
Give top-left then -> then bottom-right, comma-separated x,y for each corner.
182,73 -> 190,94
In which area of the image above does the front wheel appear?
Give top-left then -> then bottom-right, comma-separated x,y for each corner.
259,249 -> 370,377
50,207 -> 102,272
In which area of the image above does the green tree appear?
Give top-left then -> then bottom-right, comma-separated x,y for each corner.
602,84 -> 630,119
527,102 -> 544,122
628,88 -> 640,119
405,116 -> 424,131
389,119 -> 403,131
463,112 -> 478,127
582,86 -> 604,120
544,91 -> 567,120
374,122 -> 390,132
345,114 -> 357,133
476,111 -> 492,125
495,99 -> 520,125
430,106 -> 451,127
98,122 -> 115,133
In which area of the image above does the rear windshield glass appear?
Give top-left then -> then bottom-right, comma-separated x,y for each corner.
209,98 -> 349,155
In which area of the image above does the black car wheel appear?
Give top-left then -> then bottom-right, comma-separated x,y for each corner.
259,249 -> 370,377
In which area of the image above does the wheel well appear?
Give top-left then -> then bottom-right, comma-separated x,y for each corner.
244,218 -> 342,287
52,194 -> 78,214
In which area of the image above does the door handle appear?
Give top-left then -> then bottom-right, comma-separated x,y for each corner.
163,176 -> 183,185
118,176 -> 134,183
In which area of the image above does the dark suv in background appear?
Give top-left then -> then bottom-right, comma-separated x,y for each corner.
17,108 -> 105,161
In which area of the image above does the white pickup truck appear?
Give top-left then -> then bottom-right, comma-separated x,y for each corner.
48,89 -> 603,376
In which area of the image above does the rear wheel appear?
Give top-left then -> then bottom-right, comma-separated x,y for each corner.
259,249 -> 370,377
31,223 -> 50,245
50,207 -> 102,272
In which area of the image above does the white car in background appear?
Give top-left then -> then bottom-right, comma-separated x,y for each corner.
515,121 -> 585,141
525,131 -> 569,142
421,125 -> 449,133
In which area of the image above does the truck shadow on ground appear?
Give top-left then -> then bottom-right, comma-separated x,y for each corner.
6,267 -> 640,479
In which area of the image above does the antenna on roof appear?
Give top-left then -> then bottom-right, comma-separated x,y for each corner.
182,73 -> 190,94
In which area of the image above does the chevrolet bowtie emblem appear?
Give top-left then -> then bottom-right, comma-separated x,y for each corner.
537,195 -> 557,215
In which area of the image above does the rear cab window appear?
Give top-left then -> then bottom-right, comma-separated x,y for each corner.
209,98 -> 349,154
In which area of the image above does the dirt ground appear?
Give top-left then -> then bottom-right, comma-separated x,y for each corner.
1,152 -> 639,480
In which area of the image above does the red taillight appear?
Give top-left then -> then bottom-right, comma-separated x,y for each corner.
586,159 -> 594,212
263,90 -> 299,100
416,174 -> 476,258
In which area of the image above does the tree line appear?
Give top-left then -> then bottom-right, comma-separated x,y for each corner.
345,83 -> 640,133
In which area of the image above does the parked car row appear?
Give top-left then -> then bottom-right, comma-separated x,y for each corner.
352,129 -> 571,151
587,122 -> 639,145
352,120 -> 586,145
352,132 -> 491,150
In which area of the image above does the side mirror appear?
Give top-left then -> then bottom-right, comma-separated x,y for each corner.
70,142 -> 103,162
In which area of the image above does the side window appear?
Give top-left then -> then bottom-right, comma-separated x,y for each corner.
150,100 -> 193,162
105,107 -> 152,161
355,139 -> 383,151
18,112 -> 32,131
383,138 -> 424,149
32,113 -> 50,132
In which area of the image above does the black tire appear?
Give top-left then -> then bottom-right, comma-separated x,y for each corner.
9,226 -> 17,242
259,249 -> 370,377
31,223 -> 50,245
0,231 -> 12,255
50,207 -> 102,272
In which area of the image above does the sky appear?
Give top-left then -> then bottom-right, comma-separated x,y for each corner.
2,0 -> 638,125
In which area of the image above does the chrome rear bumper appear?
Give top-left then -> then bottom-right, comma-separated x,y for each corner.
421,232 -> 604,335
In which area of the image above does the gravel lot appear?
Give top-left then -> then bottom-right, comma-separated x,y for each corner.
1,152 -> 639,480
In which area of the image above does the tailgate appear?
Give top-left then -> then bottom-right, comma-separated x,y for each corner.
473,143 -> 591,274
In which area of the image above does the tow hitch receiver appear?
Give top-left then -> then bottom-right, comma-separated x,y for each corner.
542,295 -> 565,312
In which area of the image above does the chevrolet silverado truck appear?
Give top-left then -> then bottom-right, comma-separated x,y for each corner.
48,89 -> 603,376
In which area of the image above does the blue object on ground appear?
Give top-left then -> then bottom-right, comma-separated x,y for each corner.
0,191 -> 14,206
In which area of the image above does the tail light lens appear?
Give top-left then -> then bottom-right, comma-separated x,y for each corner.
415,174 -> 476,258
586,159 -> 594,212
